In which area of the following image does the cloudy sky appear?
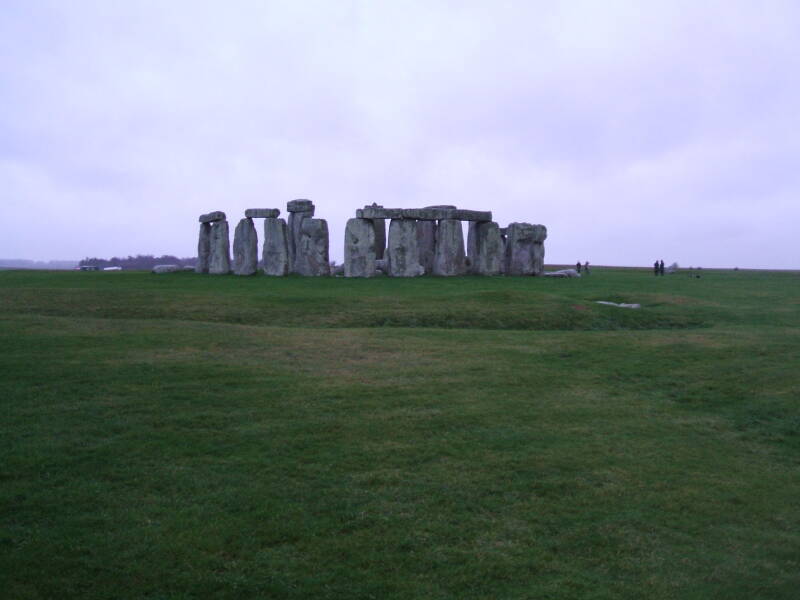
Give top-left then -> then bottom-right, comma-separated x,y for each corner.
2,0 -> 798,268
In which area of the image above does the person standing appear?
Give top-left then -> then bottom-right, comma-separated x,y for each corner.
659,260 -> 665,275
584,261 -> 590,275
654,260 -> 659,276
576,261 -> 581,273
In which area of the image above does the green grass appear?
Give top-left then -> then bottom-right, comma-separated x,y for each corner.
1,268 -> 799,599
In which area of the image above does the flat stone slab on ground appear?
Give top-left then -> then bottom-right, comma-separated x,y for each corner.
152,264 -> 180,273
199,211 -> 226,223
244,208 -> 280,219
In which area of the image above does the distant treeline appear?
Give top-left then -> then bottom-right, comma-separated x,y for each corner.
79,255 -> 197,270
0,259 -> 78,270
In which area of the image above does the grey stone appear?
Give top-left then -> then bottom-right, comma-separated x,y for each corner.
417,220 -> 437,275
433,219 -> 467,276
262,218 -> 289,276
152,264 -> 180,274
359,206 -> 404,219
232,218 -> 258,276
373,218 -> 386,260
344,218 -> 376,278
375,258 -> 389,274
451,209 -> 492,222
287,199 -> 314,213
596,301 -> 641,309
332,263 -> 345,276
199,211 -> 226,223
195,222 -> 211,273
287,200 -> 315,270
467,221 -> 504,275
294,218 -> 330,276
504,222 -> 546,276
244,208 -> 280,219
402,208 -> 443,220
544,269 -> 581,278
387,219 -> 424,277
209,220 -> 231,274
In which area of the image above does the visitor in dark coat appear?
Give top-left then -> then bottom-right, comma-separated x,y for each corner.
654,260 -> 659,276
660,260 -> 665,275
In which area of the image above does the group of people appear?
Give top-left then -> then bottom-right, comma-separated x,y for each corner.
653,260 -> 665,275
576,261 -> 590,274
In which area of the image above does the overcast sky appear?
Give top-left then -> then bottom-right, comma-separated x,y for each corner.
2,1 -> 798,268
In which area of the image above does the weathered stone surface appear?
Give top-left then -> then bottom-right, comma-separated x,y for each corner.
359,206 -> 404,219
504,222 -> 546,276
262,218 -> 289,276
244,208 -> 280,219
373,218 -> 386,260
344,218 -> 376,277
532,242 -> 545,275
287,199 -> 314,213
544,269 -> 580,278
294,218 -> 330,276
287,200 -> 315,270
402,208 -> 442,220
433,219 -> 467,276
416,220 -> 436,275
451,209 -> 492,222
232,218 -> 258,276
199,211 -> 226,223
387,219 -> 424,277
209,220 -> 231,274
375,258 -> 389,274
467,221 -> 504,275
152,264 -> 180,274
196,222 -> 211,273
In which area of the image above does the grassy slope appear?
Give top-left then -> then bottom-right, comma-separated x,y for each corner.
0,269 -> 798,599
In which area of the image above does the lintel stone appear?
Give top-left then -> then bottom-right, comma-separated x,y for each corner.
244,208 -> 280,219
199,211 -> 226,223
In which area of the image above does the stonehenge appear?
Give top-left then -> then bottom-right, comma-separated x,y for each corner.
262,217 -> 289,276
344,218 -> 376,278
195,201 -> 547,279
232,218 -> 258,276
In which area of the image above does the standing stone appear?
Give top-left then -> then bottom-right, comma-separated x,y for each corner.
373,219 -> 386,260
232,218 -> 258,276
417,220 -> 436,275
433,219 -> 467,276
209,220 -> 231,274
196,222 -> 211,273
531,224 -> 547,276
468,221 -> 504,276
505,223 -> 547,276
387,219 -> 423,277
263,218 -> 289,276
287,199 -> 315,272
294,218 -> 330,276
344,218 -> 377,278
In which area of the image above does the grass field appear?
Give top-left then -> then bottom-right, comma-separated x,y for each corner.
1,268 -> 799,599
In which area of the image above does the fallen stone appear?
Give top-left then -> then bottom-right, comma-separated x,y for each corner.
199,211 -> 226,223
433,219 -> 467,276
543,269 -> 581,278
232,217 -> 258,276
387,219 -> 424,277
195,222 -> 211,273
596,301 -> 641,309
262,217 -> 289,276
209,220 -> 231,274
467,221 -> 504,275
244,208 -> 280,219
294,218 -> 330,276
344,218 -> 377,277
152,264 -> 180,274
